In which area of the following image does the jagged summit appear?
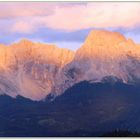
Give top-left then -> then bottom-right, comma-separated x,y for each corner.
75,30 -> 138,60
11,38 -> 74,52
86,30 -> 126,45
18,38 -> 34,44
11,39 -> 34,47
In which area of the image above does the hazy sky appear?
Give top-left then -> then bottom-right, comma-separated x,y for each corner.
0,2 -> 140,50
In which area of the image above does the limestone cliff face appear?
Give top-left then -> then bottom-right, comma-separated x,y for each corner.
0,30 -> 140,100
0,40 -> 74,100
61,30 -> 140,92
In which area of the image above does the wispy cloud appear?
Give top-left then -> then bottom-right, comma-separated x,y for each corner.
1,2 -> 140,34
0,2 -> 54,19
44,2 -> 140,31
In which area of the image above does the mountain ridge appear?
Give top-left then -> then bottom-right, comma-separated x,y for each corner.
0,30 -> 140,100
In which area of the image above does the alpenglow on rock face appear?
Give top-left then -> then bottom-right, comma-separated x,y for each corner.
64,30 -> 140,85
0,39 -> 74,100
0,30 -> 140,100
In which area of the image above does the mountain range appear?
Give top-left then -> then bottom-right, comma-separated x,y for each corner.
0,30 -> 140,100
1,30 -> 140,136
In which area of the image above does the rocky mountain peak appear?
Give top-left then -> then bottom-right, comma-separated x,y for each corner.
75,30 -> 135,60
85,30 -> 126,45
16,39 -> 34,46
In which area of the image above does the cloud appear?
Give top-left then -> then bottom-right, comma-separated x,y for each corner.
44,2 -> 140,31
0,2 -> 54,19
10,21 -> 35,33
0,2 -> 140,50
1,2 -> 140,34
